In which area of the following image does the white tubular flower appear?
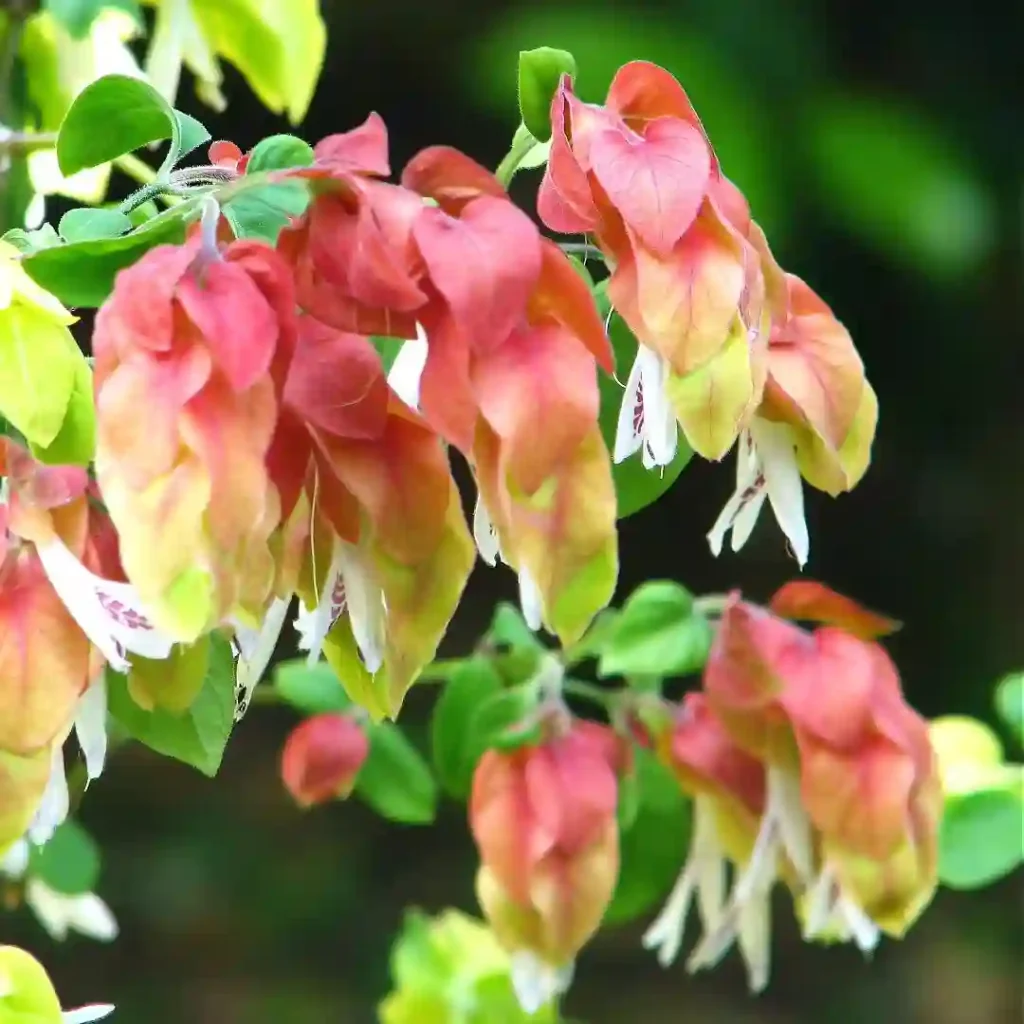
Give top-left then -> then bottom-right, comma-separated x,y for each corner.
707,418 -> 809,568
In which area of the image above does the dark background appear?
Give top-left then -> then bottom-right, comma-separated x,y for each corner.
12,0 -> 1024,1020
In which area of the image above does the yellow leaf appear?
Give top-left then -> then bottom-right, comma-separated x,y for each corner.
189,0 -> 326,123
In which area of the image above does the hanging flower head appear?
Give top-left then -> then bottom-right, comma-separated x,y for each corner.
92,232 -> 297,641
469,716 -> 626,1013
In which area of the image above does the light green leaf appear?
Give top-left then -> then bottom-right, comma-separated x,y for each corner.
355,723 -> 438,824
28,820 -> 101,896
222,181 -> 308,244
0,307 -> 78,449
2,224 -> 62,255
598,580 -> 710,678
274,660 -> 351,715
22,200 -> 197,308
42,0 -> 142,40
29,349 -> 95,466
58,207 -> 132,243
431,657 -> 504,799
487,602 -> 545,652
605,747 -> 689,924
593,283 -> 694,517
938,786 -> 1024,889
995,673 -> 1024,749
107,635 -> 236,777
57,74 -> 180,177
246,134 -> 315,173
517,47 -> 576,142
189,0 -> 326,124
474,686 -> 544,754
175,111 -> 212,162
805,95 -> 996,279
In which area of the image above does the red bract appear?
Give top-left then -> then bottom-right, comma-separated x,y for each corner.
769,580 -> 901,639
469,720 -> 623,1009
280,713 -> 369,806
278,114 -> 428,338
266,316 -> 474,721
393,148 -> 617,644
93,237 -> 296,642
539,64 -> 780,463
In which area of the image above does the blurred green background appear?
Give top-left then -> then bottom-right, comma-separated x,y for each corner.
9,0 -> 1024,1021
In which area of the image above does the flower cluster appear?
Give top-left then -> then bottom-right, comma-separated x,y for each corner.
643,581 -> 940,991
539,62 -> 876,566
0,52 -> 914,1018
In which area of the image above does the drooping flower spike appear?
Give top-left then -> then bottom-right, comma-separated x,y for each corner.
92,231 -> 297,642
0,442 -> 175,846
389,147 -> 619,644
697,584 -> 939,967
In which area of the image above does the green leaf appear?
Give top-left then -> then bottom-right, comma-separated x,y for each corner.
0,152 -> 33,239
246,134 -> 315,173
57,74 -> 181,177
355,723 -> 438,824
29,351 -> 95,467
564,608 -> 620,667
431,657 -> 504,799
598,581 -> 711,678
175,111 -> 212,162
2,224 -> 61,255
0,307 -> 78,449
222,181 -> 309,244
995,673 -> 1024,749
487,602 -> 545,652
605,747 -> 689,924
517,47 -> 576,142
107,635 -> 236,777
22,201 -> 197,308
42,0 -> 142,40
938,786 -> 1024,889
805,95 -> 995,280
58,208 -> 132,244
370,336 -> 406,375
274,660 -> 351,715
28,820 -> 101,896
593,284 -> 694,517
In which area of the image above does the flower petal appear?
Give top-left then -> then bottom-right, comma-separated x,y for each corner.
707,431 -> 765,557
518,566 -> 543,632
27,745 -> 69,847
26,880 -> 118,943
509,951 -> 572,1015
233,596 -> 291,720
335,539 -> 385,674
750,419 -> 809,567
62,1006 -> 116,1023
473,492 -> 500,567
612,346 -> 645,464
638,348 -> 678,467
386,330 -> 429,411
73,676 -> 108,784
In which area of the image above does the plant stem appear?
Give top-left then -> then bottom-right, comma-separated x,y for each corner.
562,679 -> 614,708
559,240 -> 605,263
0,130 -> 57,153
693,594 -> 729,617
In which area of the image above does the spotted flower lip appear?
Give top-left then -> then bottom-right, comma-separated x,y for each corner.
707,418 -> 809,568
613,344 -> 678,469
